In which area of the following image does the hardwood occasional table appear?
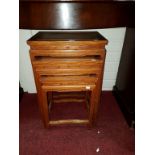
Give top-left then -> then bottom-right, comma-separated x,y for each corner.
27,31 -> 108,128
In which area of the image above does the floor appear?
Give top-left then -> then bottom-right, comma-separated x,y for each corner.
19,91 -> 135,155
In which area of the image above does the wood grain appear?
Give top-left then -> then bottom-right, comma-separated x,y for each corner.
36,68 -> 101,77
42,84 -> 95,92
30,49 -> 105,58
27,41 -> 106,50
40,76 -> 98,85
49,119 -> 89,125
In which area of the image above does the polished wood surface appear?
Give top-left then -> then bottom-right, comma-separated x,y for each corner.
28,32 -> 107,128
20,1 -> 134,29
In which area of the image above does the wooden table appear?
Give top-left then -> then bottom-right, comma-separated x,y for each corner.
27,31 -> 108,128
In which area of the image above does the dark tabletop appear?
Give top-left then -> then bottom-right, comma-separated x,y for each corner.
28,31 -> 107,41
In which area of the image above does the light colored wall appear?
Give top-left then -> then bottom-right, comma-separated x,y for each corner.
19,28 -> 126,93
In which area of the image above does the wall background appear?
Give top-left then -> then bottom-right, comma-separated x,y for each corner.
19,28 -> 126,93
